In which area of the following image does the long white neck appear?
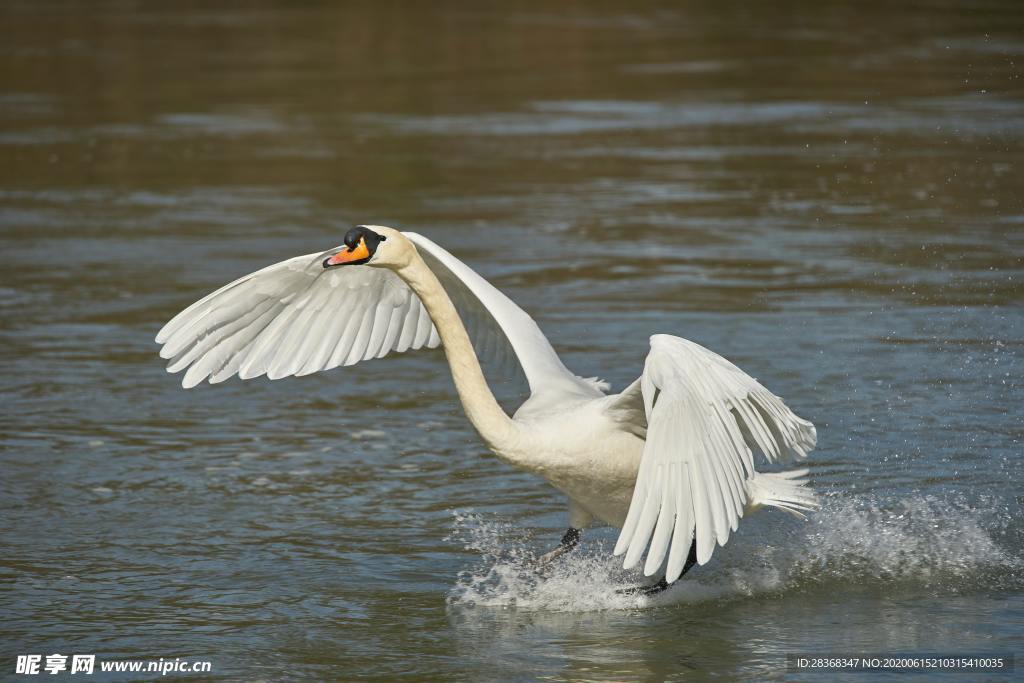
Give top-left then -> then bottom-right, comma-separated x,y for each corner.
394,254 -> 519,453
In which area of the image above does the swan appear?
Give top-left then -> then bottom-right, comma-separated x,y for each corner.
156,225 -> 817,591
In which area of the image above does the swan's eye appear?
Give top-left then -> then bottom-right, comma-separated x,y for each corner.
344,226 -> 386,249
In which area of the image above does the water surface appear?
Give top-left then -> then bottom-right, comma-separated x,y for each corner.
1,1 -> 1022,680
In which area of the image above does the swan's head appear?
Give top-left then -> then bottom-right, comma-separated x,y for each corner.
321,225 -> 412,270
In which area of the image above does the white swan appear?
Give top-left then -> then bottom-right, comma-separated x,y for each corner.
156,225 -> 817,589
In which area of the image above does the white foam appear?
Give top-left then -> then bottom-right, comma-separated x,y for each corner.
791,492 -> 1020,588
446,493 -> 1021,613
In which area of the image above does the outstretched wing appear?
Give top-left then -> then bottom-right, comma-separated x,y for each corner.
156,247 -> 440,388
157,232 -> 598,396
609,334 -> 816,581
406,232 -> 601,398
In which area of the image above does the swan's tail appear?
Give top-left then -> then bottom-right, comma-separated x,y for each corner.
744,469 -> 818,518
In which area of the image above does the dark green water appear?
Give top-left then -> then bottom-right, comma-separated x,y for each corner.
2,1 -> 1022,680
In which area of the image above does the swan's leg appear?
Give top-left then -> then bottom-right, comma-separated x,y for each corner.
537,500 -> 592,565
537,527 -> 581,565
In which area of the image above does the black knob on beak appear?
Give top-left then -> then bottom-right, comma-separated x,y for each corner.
344,228 -> 362,250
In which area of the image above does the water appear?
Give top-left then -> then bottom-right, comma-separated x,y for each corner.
1,1 -> 1022,680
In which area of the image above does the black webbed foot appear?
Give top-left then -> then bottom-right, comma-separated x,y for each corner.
617,535 -> 699,595
617,578 -> 670,596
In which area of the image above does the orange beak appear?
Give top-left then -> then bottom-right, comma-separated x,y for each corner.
324,238 -> 370,266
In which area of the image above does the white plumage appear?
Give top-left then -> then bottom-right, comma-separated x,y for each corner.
157,251 -> 440,387
611,335 -> 816,575
157,226 -> 818,583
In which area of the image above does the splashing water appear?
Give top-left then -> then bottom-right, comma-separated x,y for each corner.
446,512 -> 654,612
791,492 -> 1021,589
446,493 -> 1022,613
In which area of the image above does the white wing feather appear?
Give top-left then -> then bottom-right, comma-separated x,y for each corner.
156,249 -> 436,388
406,232 -> 603,397
611,334 -> 817,581
157,233 -> 597,396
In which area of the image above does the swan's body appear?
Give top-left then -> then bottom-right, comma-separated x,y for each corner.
506,391 -> 643,529
157,226 -> 817,583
